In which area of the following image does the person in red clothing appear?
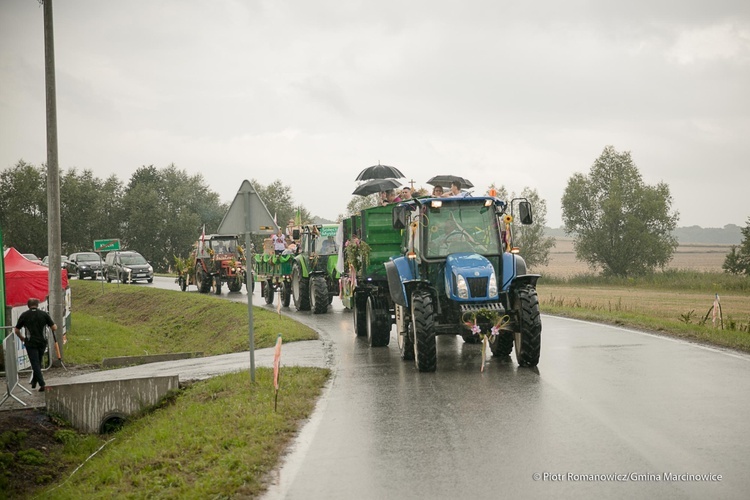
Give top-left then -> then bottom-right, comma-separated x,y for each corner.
14,298 -> 56,392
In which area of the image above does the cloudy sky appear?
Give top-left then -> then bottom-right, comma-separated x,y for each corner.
1,0 -> 749,228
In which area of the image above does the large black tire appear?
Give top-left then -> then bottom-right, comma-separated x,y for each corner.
366,295 -> 390,347
399,323 -> 415,361
281,280 -> 291,308
513,285 -> 542,367
179,276 -> 187,291
311,276 -> 329,314
490,331 -> 513,357
411,290 -> 437,372
214,276 -> 222,295
353,293 -> 367,336
228,276 -> 243,293
291,262 -> 310,311
120,272 -> 129,284
196,264 -> 211,293
264,279 -> 275,304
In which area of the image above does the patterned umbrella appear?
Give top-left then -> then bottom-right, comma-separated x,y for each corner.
355,163 -> 405,181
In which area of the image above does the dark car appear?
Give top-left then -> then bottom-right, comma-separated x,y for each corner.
104,250 -> 154,284
66,252 -> 103,279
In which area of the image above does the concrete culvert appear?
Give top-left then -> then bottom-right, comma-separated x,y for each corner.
99,412 -> 127,434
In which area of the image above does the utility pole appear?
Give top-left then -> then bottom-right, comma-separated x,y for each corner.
43,0 -> 64,364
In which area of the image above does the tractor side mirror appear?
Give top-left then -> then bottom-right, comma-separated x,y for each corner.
519,201 -> 533,225
392,205 -> 408,230
292,229 -> 300,240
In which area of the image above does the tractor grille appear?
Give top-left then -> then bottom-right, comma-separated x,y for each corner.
467,277 -> 488,298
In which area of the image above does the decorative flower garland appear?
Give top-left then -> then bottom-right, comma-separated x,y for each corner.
463,310 -> 511,372
344,237 -> 371,275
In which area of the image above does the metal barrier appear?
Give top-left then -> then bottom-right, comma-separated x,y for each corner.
1,326 -> 32,407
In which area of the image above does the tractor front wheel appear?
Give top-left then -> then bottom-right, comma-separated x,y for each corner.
353,293 -> 367,336
281,280 -> 291,307
411,290 -> 436,372
291,263 -> 310,311
196,264 -> 211,293
513,285 -> 542,367
311,275 -> 329,314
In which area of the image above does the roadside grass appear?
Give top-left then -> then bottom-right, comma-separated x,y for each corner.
37,368 -> 329,499
7,281 -> 328,499
538,270 -> 750,352
65,280 -> 318,365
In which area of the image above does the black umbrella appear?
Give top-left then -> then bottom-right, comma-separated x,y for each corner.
355,163 -> 405,181
426,175 -> 474,189
352,178 -> 402,196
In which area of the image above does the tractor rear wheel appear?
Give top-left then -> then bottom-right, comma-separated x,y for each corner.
196,264 -> 211,293
264,279 -> 275,304
353,293 -> 367,336
411,290 -> 436,372
291,262 -> 310,311
366,295 -> 390,347
513,285 -> 542,367
311,275 -> 329,314
398,311 -> 415,360
490,331 -> 513,357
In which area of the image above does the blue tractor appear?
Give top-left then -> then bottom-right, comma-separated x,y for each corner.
385,195 -> 541,372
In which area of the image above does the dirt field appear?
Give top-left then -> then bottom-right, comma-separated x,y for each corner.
535,238 -> 731,278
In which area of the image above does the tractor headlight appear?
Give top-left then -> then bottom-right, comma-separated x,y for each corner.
456,274 -> 469,299
489,272 -> 498,297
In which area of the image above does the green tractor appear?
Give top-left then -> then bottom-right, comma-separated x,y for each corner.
290,224 -> 341,314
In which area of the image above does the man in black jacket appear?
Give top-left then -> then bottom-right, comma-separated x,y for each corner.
14,298 -> 56,392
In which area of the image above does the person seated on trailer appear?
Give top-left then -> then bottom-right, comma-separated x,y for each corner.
271,230 -> 287,255
432,185 -> 445,197
401,187 -> 413,200
448,180 -> 469,197
382,189 -> 401,205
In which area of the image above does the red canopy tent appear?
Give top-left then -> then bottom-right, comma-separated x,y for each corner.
3,247 -> 68,307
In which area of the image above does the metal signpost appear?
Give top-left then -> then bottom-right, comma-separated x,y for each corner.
217,180 -> 278,382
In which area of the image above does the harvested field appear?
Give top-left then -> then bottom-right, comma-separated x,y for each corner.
534,238 -> 732,278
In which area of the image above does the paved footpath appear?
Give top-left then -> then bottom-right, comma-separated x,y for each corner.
1,339 -> 330,411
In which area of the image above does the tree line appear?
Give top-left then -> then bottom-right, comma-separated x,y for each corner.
0,161 -> 311,273
3,147 -> 745,277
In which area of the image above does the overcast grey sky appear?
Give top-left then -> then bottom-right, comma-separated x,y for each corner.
1,0 -> 749,228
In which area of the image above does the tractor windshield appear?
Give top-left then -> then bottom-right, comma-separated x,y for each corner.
211,238 -> 238,254
424,200 -> 501,258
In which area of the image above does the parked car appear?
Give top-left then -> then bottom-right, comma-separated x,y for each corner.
66,252 -> 103,279
104,250 -> 154,284
42,255 -> 68,268
21,253 -> 43,265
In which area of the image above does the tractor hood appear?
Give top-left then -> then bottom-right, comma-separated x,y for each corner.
444,252 -> 498,302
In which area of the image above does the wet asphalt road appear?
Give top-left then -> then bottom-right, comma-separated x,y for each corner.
148,277 -> 750,499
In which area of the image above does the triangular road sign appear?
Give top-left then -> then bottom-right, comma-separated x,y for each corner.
218,180 -> 279,235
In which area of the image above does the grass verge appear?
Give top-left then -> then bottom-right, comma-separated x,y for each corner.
538,271 -> 750,352
65,280 -> 318,365
35,368 -> 329,499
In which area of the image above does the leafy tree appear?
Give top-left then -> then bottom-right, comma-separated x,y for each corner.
122,165 -> 225,271
0,160 -> 48,256
561,146 -> 679,277
486,183 -> 554,268
515,187 -> 555,268
60,168 -> 125,254
340,194 -> 380,220
723,217 -> 750,275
